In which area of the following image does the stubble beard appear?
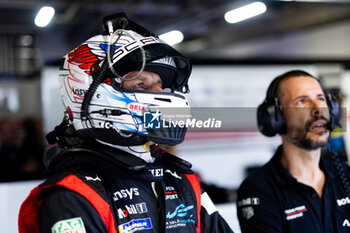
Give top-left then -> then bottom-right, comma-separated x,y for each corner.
286,116 -> 330,150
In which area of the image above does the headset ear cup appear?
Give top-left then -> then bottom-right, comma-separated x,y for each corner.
257,102 -> 277,137
327,93 -> 341,131
257,101 -> 286,137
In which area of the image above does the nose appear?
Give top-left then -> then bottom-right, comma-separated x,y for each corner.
311,99 -> 327,118
311,107 -> 321,117
149,84 -> 164,92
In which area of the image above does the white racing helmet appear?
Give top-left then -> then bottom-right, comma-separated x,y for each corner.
53,13 -> 192,147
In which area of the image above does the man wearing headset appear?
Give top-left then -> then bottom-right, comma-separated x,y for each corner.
18,13 -> 233,233
237,70 -> 349,233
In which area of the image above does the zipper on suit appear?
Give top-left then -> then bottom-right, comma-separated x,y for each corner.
152,181 -> 166,232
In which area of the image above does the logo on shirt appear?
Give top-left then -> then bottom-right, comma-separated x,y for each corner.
149,168 -> 163,177
113,188 -> 140,201
117,202 -> 148,219
118,218 -> 152,233
85,175 -> 101,182
51,217 -> 86,233
166,204 -> 196,229
241,206 -> 254,220
166,204 -> 194,219
237,197 -> 260,207
165,186 -> 179,200
343,219 -> 350,227
337,196 -> 350,206
284,205 -> 308,220
165,169 -> 182,179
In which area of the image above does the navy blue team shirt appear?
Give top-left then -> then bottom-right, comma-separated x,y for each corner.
237,145 -> 350,233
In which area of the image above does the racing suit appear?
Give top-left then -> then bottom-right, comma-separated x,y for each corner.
237,145 -> 350,233
19,143 -> 233,233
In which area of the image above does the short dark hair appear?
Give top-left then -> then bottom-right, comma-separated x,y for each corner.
275,70 -> 316,101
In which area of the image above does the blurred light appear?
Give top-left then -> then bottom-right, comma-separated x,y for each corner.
35,6 -> 55,27
20,35 -> 33,46
159,30 -> 184,45
224,2 -> 267,24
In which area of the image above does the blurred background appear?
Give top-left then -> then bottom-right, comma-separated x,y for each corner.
0,0 -> 350,232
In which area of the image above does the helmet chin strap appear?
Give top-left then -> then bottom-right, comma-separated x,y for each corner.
143,141 -> 155,152
96,139 -> 155,163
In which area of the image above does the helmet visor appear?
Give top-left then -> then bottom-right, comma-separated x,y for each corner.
111,43 -> 191,93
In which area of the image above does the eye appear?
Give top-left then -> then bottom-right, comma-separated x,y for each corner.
157,79 -> 163,88
296,98 -> 305,104
135,83 -> 146,89
318,96 -> 326,102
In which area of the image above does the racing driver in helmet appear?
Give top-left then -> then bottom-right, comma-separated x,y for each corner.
18,13 -> 233,233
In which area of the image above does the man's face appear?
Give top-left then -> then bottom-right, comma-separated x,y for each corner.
122,71 -> 163,92
279,76 -> 330,150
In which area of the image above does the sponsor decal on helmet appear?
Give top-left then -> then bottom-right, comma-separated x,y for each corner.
99,36 -> 162,67
102,121 -> 114,129
68,44 -> 100,76
128,103 -> 147,114
51,217 -> 86,233
118,217 -> 152,233
70,87 -> 87,97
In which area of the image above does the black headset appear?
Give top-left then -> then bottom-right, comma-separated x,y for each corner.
257,70 -> 341,137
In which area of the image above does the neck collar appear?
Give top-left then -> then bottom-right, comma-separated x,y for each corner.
96,139 -> 155,163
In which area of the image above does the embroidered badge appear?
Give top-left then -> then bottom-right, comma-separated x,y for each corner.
118,217 -> 153,233
241,206 -> 254,219
284,205 -> 308,220
237,197 -> 260,207
51,217 -> 86,233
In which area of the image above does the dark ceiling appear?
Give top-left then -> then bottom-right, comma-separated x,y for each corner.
1,0 -> 350,77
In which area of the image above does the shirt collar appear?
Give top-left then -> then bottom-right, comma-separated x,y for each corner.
269,145 -> 337,186
269,145 -> 297,186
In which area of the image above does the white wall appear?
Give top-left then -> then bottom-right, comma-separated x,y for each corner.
41,67 -> 64,134
0,79 -> 42,119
